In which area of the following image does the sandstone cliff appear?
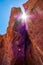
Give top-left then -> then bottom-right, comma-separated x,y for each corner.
23,0 -> 43,65
0,0 -> 43,65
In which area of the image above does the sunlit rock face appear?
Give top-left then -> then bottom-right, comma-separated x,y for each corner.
24,0 -> 43,65
0,7 -> 31,65
0,0 -> 43,65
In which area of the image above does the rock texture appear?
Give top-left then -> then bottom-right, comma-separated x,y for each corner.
23,0 -> 43,65
0,0 -> 43,65
0,7 -> 30,65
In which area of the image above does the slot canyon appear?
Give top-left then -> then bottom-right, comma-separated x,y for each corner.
0,0 -> 43,65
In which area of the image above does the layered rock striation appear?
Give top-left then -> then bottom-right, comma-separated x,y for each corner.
0,0 -> 43,65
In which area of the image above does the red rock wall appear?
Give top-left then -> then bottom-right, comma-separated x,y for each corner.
23,0 -> 43,65
0,0 -> 43,65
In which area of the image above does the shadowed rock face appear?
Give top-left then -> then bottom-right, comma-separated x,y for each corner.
0,7 -> 31,65
0,0 -> 43,65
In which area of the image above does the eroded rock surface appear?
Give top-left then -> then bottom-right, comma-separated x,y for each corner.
0,0 -> 43,65
24,0 -> 43,65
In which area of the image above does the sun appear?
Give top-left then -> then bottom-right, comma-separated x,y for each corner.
21,12 -> 28,21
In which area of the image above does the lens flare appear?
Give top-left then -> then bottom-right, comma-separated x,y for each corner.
21,12 -> 28,22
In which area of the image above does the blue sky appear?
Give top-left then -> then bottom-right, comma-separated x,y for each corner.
0,0 -> 27,34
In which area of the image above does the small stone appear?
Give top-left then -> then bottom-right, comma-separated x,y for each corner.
18,48 -> 21,51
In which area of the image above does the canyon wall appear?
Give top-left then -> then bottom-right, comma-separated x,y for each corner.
23,0 -> 43,65
0,0 -> 43,65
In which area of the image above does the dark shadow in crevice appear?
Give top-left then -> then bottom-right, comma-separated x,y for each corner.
13,20 -> 31,65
